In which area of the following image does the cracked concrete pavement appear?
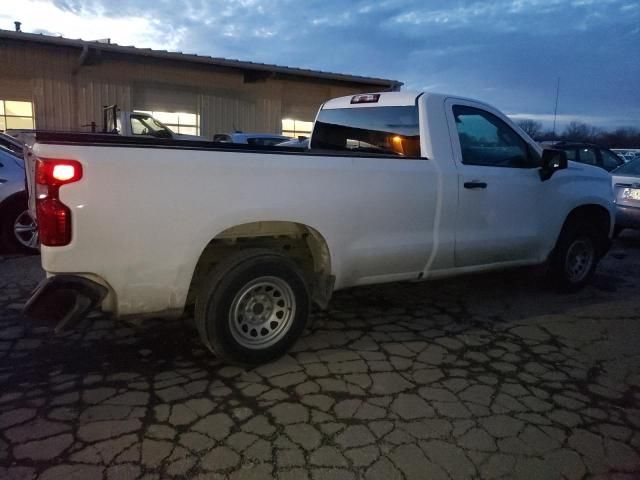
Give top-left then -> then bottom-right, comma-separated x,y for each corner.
1,232 -> 639,479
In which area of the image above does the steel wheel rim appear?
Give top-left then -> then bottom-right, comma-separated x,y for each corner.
229,276 -> 296,349
565,238 -> 594,283
13,210 -> 39,249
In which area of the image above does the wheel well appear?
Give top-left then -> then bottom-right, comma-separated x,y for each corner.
561,204 -> 611,256
186,222 -> 333,312
0,191 -> 27,212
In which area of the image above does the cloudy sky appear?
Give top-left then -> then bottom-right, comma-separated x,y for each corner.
2,0 -> 639,129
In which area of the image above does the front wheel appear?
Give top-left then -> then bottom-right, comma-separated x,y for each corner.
194,249 -> 310,365
548,224 -> 599,292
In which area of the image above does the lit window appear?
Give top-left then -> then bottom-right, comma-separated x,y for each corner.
0,100 -> 35,131
282,118 -> 312,138
134,110 -> 199,135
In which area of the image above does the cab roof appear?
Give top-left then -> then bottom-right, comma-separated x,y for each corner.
321,91 -> 487,110
322,91 -> 422,109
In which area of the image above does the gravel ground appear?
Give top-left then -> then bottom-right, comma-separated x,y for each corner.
1,232 -> 639,479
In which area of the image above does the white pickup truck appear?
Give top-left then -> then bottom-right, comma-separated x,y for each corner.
24,91 -> 614,364
105,107 -> 206,141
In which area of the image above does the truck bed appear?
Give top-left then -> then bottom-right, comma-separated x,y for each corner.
34,131 -> 307,152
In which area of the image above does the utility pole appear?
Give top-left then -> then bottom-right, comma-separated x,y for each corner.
552,77 -> 560,137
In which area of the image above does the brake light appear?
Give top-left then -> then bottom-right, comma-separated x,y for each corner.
351,94 -> 380,104
36,159 -> 83,186
35,158 -> 83,246
53,164 -> 77,182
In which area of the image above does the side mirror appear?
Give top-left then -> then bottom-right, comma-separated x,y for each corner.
539,148 -> 568,181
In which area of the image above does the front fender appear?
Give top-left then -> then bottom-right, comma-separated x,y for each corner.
543,162 -> 615,253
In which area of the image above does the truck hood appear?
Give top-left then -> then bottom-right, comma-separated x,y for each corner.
566,160 -> 611,180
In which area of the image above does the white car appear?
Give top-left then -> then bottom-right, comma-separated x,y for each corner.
24,91 -> 614,364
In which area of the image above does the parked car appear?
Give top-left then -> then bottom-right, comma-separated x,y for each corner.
24,91 -> 614,364
0,145 -> 38,252
213,132 -> 293,146
540,141 -> 624,172
611,158 -> 640,235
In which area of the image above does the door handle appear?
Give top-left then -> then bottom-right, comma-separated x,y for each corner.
464,181 -> 487,189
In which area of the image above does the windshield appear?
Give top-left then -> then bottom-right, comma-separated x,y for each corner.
612,158 -> 640,176
311,106 -> 421,157
131,115 -> 174,137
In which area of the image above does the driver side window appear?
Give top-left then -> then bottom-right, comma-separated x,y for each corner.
453,105 -> 535,168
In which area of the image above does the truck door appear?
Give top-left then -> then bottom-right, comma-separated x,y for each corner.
445,99 -> 545,267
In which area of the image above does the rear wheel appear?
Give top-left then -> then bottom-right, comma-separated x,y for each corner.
548,223 -> 599,292
194,249 -> 310,365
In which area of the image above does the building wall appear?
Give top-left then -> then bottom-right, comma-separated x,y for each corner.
0,40 -> 382,138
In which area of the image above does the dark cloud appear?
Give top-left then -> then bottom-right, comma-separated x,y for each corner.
53,0 -> 640,127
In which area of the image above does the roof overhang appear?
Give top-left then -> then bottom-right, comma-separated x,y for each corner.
0,29 -> 403,90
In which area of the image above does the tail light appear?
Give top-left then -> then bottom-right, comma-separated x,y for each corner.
35,158 -> 83,246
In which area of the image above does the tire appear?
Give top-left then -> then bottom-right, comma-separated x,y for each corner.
194,249 -> 310,365
0,196 -> 39,254
548,222 -> 599,292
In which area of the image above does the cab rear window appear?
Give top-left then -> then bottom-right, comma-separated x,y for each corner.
311,106 -> 421,158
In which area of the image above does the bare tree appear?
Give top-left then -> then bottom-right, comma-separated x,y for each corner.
562,121 -> 600,142
537,122 -> 640,147
539,129 -> 559,141
597,127 -> 640,148
516,119 -> 543,140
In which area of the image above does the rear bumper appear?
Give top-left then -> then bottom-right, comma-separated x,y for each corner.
616,205 -> 640,229
23,275 -> 108,332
